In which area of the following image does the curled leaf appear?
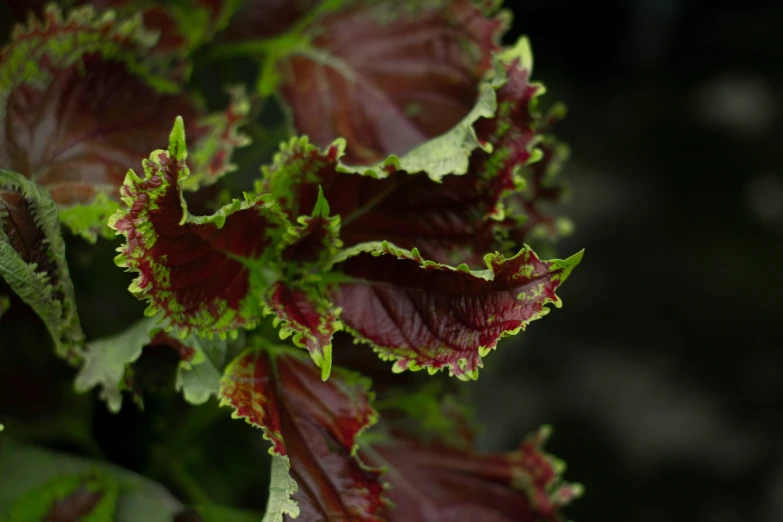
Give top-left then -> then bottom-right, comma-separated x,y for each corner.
363,427 -> 582,521
332,241 -> 582,379
500,123 -> 571,246
265,282 -> 341,381
220,345 -> 388,521
0,5 -> 250,241
277,186 -> 343,267
110,118 -> 287,337
260,40 -> 551,267
0,170 -> 84,361
276,0 -> 508,165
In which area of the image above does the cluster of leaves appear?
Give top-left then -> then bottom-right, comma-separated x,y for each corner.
0,0 -> 583,520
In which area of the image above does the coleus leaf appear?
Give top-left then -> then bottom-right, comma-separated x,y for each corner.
0,4 -> 250,241
112,120 -> 343,378
257,132 -> 502,266
277,186 -> 342,268
111,117 -> 288,337
374,381 -> 477,450
222,0 -> 321,42
468,38 -> 571,250
331,241 -> 582,380
265,188 -> 344,380
262,455 -> 300,522
0,169 -> 84,361
75,315 -> 227,412
174,332 -> 228,406
274,0 -> 508,165
500,118 -> 571,246
0,441 -> 184,520
362,427 -> 582,522
185,86 -> 252,190
264,282 -> 341,382
260,39 -> 549,266
7,471 -> 119,522
220,344 -> 387,521
77,0 -> 242,57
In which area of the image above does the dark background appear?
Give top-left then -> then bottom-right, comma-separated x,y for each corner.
475,1 -> 783,521
1,1 -> 782,521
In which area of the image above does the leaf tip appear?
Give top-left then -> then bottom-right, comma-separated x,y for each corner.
320,347 -> 333,381
555,248 -> 584,283
169,116 -> 188,161
504,35 -> 534,73
313,185 -> 330,218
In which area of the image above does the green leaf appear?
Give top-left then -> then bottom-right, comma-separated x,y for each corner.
165,0 -> 245,52
261,455 -> 300,522
75,317 -> 227,412
176,333 -> 227,406
7,471 -> 119,522
74,318 -> 159,413
0,170 -> 84,361
57,193 -> 120,243
0,440 -> 183,521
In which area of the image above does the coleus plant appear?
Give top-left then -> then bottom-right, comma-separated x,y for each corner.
0,0 -> 583,520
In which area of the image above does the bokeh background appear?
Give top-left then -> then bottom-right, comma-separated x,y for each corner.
476,1 -> 783,521
1,1 -> 782,521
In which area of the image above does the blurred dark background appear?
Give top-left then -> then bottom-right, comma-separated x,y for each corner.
474,1 -> 783,521
1,1 -> 782,521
